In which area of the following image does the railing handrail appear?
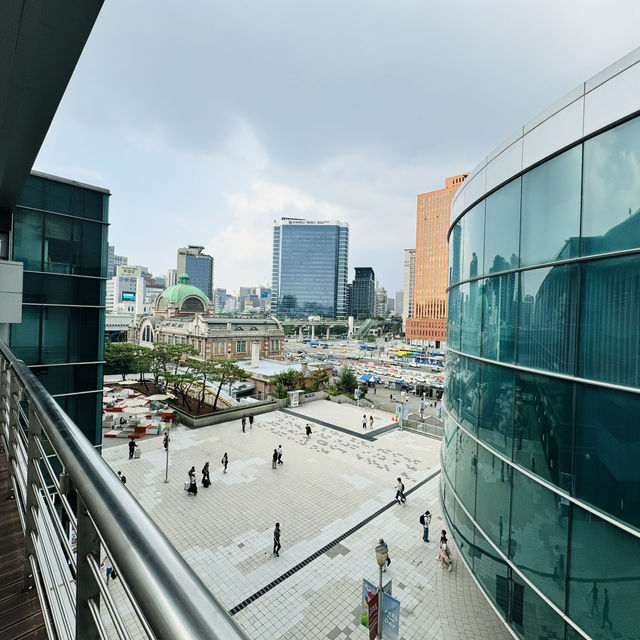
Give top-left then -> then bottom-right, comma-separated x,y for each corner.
0,339 -> 248,640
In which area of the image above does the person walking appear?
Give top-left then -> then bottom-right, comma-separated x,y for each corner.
117,471 -> 126,484
369,415 -> 374,429
602,588 -> 612,629
273,522 -> 281,557
305,424 -> 312,439
277,444 -> 283,465
395,478 -> 406,504
187,466 -> 197,495
362,414 -> 367,430
128,439 -> 137,460
221,452 -> 228,474
590,581 -> 599,616
272,448 -> 278,469
378,538 -> 391,572
241,416 -> 246,433
439,539 -> 452,571
202,462 -> 211,487
420,510 -> 431,542
249,413 -> 254,428
101,556 -> 114,585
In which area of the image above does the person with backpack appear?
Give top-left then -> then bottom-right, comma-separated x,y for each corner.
395,478 -> 406,504
420,510 -> 431,542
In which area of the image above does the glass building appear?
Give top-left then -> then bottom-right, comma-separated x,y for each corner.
350,267 -> 375,317
10,171 -> 109,446
176,245 -> 214,300
442,49 -> 640,639
271,218 -> 349,318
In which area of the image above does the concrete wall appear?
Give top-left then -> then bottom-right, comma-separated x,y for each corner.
176,397 -> 287,429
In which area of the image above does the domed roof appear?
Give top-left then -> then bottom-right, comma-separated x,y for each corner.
161,273 -> 209,305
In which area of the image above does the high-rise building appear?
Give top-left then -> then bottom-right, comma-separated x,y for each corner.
107,244 -> 128,278
271,218 -> 349,318
406,175 -> 467,346
444,50 -> 640,640
177,245 -> 214,300
374,286 -> 388,318
401,249 -> 415,332
349,267 -> 375,317
167,268 -> 178,287
395,291 -> 403,316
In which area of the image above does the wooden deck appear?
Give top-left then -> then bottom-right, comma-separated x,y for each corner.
0,443 -> 47,640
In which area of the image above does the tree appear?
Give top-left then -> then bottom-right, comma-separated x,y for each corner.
308,369 -> 330,392
149,342 -> 198,387
164,370 -> 198,411
336,366 -> 358,395
132,346 -> 153,390
190,359 -> 223,414
269,369 -> 306,398
104,341 -> 138,380
209,360 -> 251,411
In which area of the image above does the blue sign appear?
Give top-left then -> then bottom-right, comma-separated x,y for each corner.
260,290 -> 269,298
382,592 -> 400,640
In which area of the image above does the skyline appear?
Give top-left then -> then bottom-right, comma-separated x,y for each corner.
32,0 -> 640,293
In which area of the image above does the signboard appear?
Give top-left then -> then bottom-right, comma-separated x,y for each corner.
117,265 -> 141,278
402,403 -> 409,421
361,579 -> 377,627
121,292 -> 135,301
394,402 -> 402,422
368,593 -> 378,640
381,593 -> 400,640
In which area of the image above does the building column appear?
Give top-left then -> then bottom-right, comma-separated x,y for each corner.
326,327 -> 330,339
311,324 -> 315,339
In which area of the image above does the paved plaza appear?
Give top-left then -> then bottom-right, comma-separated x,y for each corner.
103,399 -> 511,640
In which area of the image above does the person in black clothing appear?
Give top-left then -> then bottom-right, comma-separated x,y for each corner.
187,467 -> 197,495
241,416 -> 246,433
273,523 -> 281,556
128,439 -> 136,459
202,462 -> 211,487
249,413 -> 254,428
117,471 -> 126,484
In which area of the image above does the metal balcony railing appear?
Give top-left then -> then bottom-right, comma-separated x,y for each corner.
0,339 -> 248,640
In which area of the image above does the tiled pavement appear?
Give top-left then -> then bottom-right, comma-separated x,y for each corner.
102,399 -> 511,640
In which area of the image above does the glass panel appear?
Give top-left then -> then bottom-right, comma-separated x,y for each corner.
475,446 -> 511,554
478,362 -> 514,458
509,574 -> 566,640
460,281 -> 482,355
81,221 -> 106,277
579,253 -> 640,387
40,308 -> 102,365
447,284 -> 462,350
32,364 -> 101,396
44,216 -> 80,274
18,175 -> 45,209
520,146 -> 581,267
514,372 -> 574,489
473,527 -> 509,617
444,352 -> 460,421
22,273 -> 103,306
509,471 -> 568,610
575,384 -> 640,529
461,201 -> 485,279
484,178 -> 521,274
454,429 -> 477,517
45,179 -> 74,215
454,499 -> 475,569
10,307 -> 40,362
55,393 -> 101,445
459,357 -> 480,435
448,218 -> 464,286
83,189 -> 108,222
517,264 -> 578,374
442,415 -> 457,488
582,115 -> 640,257
568,504 -> 640,638
481,272 -> 518,363
12,209 -> 43,270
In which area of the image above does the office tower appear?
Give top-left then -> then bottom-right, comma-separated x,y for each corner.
349,267 -> 375,317
176,245 -> 214,300
401,249 -> 415,331
214,288 -> 227,313
271,218 -> 349,318
395,291 -> 403,316
406,175 -> 467,345
374,286 -> 388,318
444,50 -> 640,639
167,268 -> 178,287
107,244 -> 128,278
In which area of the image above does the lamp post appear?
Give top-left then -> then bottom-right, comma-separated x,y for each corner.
163,428 -> 171,483
375,543 -> 388,639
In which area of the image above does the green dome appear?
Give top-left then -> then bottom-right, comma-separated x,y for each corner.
162,273 -> 209,305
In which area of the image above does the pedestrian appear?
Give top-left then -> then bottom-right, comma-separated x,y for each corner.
241,416 -> 246,433
440,530 -> 447,545
602,588 -> 612,629
221,452 -> 228,474
277,444 -> 283,465
272,448 -> 278,469
420,510 -> 431,542
373,385 -> 376,395
128,439 -> 136,459
101,556 -> 114,585
439,539 -> 452,571
590,581 -> 599,616
249,413 -> 254,428
369,415 -> 374,429
117,471 -> 126,484
389,392 -> 393,400
202,462 -> 211,487
378,538 -> 391,572
395,478 -> 406,504
273,522 -> 281,557
305,424 -> 312,439
187,466 -> 197,495
362,414 -> 367,430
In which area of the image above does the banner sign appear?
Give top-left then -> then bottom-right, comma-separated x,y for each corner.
382,593 -> 400,640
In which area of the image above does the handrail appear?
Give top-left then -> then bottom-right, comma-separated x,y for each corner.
0,338 -> 248,640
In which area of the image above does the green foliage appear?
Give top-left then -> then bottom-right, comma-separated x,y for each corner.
164,370 -> 198,411
336,366 -> 358,395
105,341 -> 138,380
270,369 -> 306,397
208,359 -> 251,411
308,369 -> 330,392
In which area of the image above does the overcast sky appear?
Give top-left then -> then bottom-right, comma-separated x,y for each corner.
34,0 -> 640,296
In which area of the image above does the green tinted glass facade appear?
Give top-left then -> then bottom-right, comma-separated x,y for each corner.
10,173 -> 109,445
444,113 -> 640,639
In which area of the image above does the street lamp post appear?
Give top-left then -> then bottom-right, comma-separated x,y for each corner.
375,544 -> 388,639
163,429 -> 170,483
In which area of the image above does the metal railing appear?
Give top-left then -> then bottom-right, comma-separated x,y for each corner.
0,339 -> 248,640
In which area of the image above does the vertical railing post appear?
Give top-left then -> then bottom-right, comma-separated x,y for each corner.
6,370 -> 21,499
0,358 -> 14,499
23,404 -> 42,590
76,496 -> 101,639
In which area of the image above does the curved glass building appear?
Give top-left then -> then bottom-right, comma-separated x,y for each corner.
442,49 -> 640,639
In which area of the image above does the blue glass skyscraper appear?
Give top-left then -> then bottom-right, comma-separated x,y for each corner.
271,218 -> 349,318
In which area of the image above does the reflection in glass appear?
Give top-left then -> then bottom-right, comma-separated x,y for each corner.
579,253 -> 640,388
575,384 -> 640,529
514,372 -> 574,488
484,178 -> 521,275
473,527 -> 509,616
478,362 -> 514,458
509,573 -> 565,639
568,504 -> 640,638
447,284 -> 462,350
520,146 -> 581,267
517,265 -> 578,374
442,414 -> 457,488
460,281 -> 482,355
449,219 -> 464,286
454,500 -> 475,568
510,471 -> 568,610
455,430 -> 477,515
444,352 -> 460,421
459,357 -> 480,434
461,201 -> 485,279
582,115 -> 640,257
481,273 -> 518,363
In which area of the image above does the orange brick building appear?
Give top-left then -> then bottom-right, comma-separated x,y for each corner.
406,173 -> 468,345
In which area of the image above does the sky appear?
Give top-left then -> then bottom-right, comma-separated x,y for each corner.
34,0 -> 640,296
